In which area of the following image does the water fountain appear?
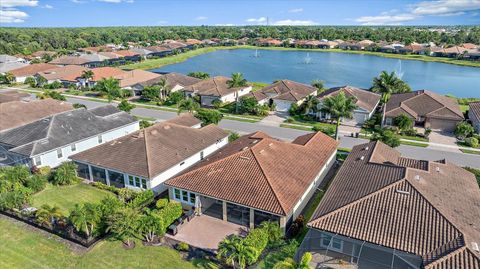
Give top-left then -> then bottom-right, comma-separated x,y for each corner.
253,49 -> 260,58
304,52 -> 311,64
394,59 -> 404,79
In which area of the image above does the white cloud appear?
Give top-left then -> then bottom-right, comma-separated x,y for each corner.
1,0 -> 38,7
411,0 -> 480,16
246,17 -> 267,23
356,14 -> 417,25
97,0 -> 134,3
273,19 -> 317,26
195,16 -> 207,20
43,4 -> 53,9
0,9 -> 29,23
288,8 -> 303,13
71,0 -> 86,3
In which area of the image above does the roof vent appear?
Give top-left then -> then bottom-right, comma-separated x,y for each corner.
435,167 -> 440,173
269,143 -> 273,147
360,156 -> 365,161
42,118 -> 50,122
472,242 -> 479,253
242,147 -> 249,151
259,149 -> 265,154
396,189 -> 410,195
150,130 -> 158,135
239,156 -> 250,160
364,146 -> 369,150
415,175 -> 421,181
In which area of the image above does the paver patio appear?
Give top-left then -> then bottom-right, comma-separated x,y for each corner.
166,215 -> 247,253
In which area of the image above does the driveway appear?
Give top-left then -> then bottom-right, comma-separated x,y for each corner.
259,112 -> 288,126
427,131 -> 460,153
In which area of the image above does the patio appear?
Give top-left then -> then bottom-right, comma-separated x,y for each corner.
166,214 -> 248,253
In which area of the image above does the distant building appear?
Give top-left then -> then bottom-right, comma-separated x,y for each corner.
251,80 -> 317,112
469,101 -> 480,133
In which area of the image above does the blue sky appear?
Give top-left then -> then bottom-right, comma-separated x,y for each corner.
1,0 -> 479,27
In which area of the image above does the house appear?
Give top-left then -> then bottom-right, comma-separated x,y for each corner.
70,116 -> 228,193
145,46 -> 173,58
0,99 -> 73,132
77,67 -> 126,87
78,53 -> 112,67
469,101 -> 480,133
130,48 -> 153,60
252,80 -> 317,112
256,38 -> 283,47
0,105 -> 138,168
113,69 -> 161,89
316,86 -> 380,125
49,56 -> 91,66
299,141 -> 480,269
131,72 -> 201,96
384,90 -> 464,132
36,65 -> 89,86
0,54 -> 27,64
183,76 -> 252,107
9,63 -> 57,83
318,41 -> 338,49
0,55 -> 29,73
338,41 -> 362,50
397,44 -> 426,55
0,91 -> 30,104
357,39 -> 375,50
165,131 -> 338,232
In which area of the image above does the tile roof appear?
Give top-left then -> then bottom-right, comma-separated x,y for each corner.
135,72 -> 201,89
70,120 -> 228,179
0,105 -> 137,157
9,63 -> 58,77
90,67 -> 126,81
0,91 -> 30,104
469,101 -> 480,121
37,65 -> 89,82
183,76 -> 248,97
385,90 -> 464,120
308,141 -> 480,268
166,131 -> 338,216
255,80 -> 317,102
0,62 -> 29,73
49,56 -> 90,65
114,69 -> 161,88
164,113 -> 201,127
113,50 -> 140,57
0,99 -> 73,132
318,86 -> 380,113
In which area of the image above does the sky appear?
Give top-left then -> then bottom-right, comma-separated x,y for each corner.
1,0 -> 479,27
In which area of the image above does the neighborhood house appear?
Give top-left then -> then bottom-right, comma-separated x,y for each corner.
131,72 -> 201,97
469,101 -> 480,133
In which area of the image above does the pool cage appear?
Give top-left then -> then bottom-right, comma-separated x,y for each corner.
295,229 -> 422,269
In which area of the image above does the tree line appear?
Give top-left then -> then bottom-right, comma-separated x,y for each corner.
1,26 -> 479,55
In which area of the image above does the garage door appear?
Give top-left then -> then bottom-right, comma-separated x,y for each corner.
427,118 -> 458,132
274,100 -> 293,112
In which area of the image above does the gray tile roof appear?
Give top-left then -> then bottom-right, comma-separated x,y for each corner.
0,105 -> 137,157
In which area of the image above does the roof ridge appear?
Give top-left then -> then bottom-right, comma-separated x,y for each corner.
142,128 -> 152,178
250,142 -> 288,215
309,179 -> 407,225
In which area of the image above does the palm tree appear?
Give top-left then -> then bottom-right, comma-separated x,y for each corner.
259,221 -> 283,246
273,252 -> 312,269
69,203 -> 101,237
371,71 -> 411,127
96,77 -> 121,102
177,98 -> 200,114
1,72 -> 15,84
311,79 -> 325,94
217,235 -> 256,269
81,70 -> 94,88
35,205 -> 63,228
301,95 -> 319,114
320,92 -> 357,140
227,73 -> 248,114
154,78 -> 168,101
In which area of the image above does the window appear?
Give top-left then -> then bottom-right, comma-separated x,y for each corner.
320,235 -> 343,252
141,178 -> 147,189
200,151 -> 204,160
174,189 -> 181,200
127,175 -> 147,189
129,175 -> 135,186
182,190 -> 189,202
189,192 -> 195,204
57,149 -> 63,159
71,144 -> 76,152
33,156 -> 42,166
135,177 -> 141,187
98,135 -> 103,143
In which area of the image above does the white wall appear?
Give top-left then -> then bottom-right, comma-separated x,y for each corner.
149,136 -> 228,193
35,122 -> 139,168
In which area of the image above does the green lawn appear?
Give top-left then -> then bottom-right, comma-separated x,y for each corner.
0,217 -> 215,269
400,140 -> 429,147
460,148 -> 480,155
32,183 -> 114,214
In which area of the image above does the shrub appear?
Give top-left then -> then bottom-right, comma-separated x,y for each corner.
288,103 -> 300,116
285,117 -> 294,123
117,99 -> 135,113
288,215 -> 305,238
465,137 -> 479,148
0,190 -> 31,211
156,198 -> 169,209
229,131 -> 240,142
455,121 -> 474,140
243,227 -> 269,264
139,120 -> 153,129
313,124 -> 335,136
51,162 -> 78,185
158,201 -> 182,232
177,242 -> 190,252
195,108 -> 223,125
24,174 -> 48,192
167,91 -> 184,105
1,165 -> 31,184
394,114 -> 413,132
36,166 -> 52,176
212,99 -> 223,109
127,190 -> 154,209
371,128 -> 400,148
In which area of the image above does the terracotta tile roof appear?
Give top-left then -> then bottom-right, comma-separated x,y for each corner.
114,69 -> 161,88
166,131 -> 338,216
385,90 -> 464,120
136,72 -> 201,89
0,99 -> 74,132
183,76 -> 248,97
49,55 -> 90,65
9,63 -> 57,77
318,86 -> 380,113
113,50 -> 140,57
469,102 -> 480,121
164,113 -> 201,127
257,80 -> 317,102
70,121 -> 228,179
145,46 -> 171,53
90,67 -> 126,82
37,65 -> 89,82
0,91 -> 30,104
308,141 -> 480,268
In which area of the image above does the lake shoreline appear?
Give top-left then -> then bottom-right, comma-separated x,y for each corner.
120,45 -> 480,70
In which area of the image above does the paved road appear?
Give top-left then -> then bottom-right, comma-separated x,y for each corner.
67,97 -> 480,168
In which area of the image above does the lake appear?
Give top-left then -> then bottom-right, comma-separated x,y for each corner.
151,49 -> 480,98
